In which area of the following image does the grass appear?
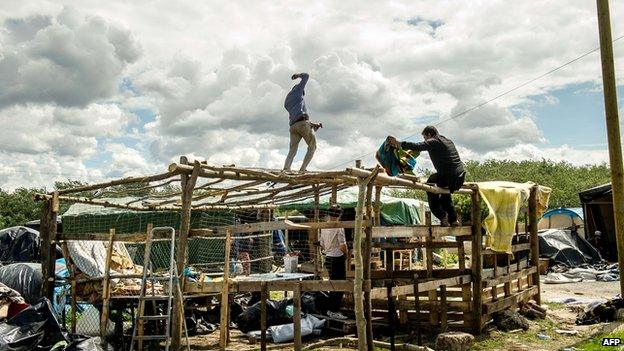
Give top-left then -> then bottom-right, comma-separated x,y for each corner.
572,328 -> 624,350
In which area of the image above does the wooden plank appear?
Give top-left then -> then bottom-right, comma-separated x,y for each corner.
187,280 -> 355,294
482,267 -> 538,288
369,275 -> 472,299
58,230 -> 183,242
364,182 -> 374,351
482,243 -> 531,255
483,286 -> 539,315
371,225 -> 471,239
100,229 -> 115,339
293,284 -> 302,351
222,220 -> 368,234
373,241 -> 458,249
412,274 -> 422,345
371,268 -> 468,280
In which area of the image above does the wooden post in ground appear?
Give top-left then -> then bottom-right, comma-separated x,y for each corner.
364,182 -> 374,351
100,229 -> 115,339
219,229 -> 232,350
260,282 -> 268,351
313,186 -> 321,277
172,159 -> 200,350
353,178 -> 369,351
40,192 -> 58,300
597,0 -> 624,297
293,283 -> 302,351
528,186 -> 541,304
470,189 -> 483,333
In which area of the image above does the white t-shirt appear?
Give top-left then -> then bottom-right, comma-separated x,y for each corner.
320,227 -> 346,257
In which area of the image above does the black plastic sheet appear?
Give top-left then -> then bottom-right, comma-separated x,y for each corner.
62,336 -> 113,351
0,298 -> 66,351
0,263 -> 43,304
539,229 -> 602,267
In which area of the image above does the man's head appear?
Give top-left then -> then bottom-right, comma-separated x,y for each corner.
421,125 -> 438,140
327,205 -> 343,221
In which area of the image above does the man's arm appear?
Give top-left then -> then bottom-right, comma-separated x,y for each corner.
291,73 -> 309,92
338,229 -> 348,256
387,135 -> 431,152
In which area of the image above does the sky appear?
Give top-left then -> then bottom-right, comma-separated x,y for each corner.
1,0 -> 623,190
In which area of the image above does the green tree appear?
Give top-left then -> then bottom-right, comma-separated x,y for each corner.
0,187 -> 45,228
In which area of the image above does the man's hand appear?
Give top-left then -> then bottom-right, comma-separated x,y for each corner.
291,74 -> 300,80
387,135 -> 400,149
311,122 -> 323,131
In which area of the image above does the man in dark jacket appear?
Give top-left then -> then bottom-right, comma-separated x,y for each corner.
388,126 -> 465,226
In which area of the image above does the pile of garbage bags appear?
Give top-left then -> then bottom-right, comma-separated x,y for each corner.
0,226 -> 62,263
0,297 -> 113,351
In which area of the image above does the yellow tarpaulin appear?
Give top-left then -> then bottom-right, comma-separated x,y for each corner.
477,181 -> 551,254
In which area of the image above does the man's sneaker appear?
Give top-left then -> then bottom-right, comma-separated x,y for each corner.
450,220 -> 460,227
327,311 -> 349,320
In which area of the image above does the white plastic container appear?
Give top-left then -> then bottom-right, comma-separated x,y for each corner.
284,255 -> 298,273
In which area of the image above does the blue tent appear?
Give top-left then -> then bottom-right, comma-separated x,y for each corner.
538,207 -> 584,235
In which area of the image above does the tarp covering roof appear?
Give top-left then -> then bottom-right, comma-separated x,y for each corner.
579,183 -> 612,202
278,187 -> 428,225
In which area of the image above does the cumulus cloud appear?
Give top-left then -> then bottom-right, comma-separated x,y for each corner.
0,7 -> 140,108
1,0 -> 622,190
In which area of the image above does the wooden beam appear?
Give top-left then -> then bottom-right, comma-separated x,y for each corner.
482,286 -> 539,315
40,198 -> 57,300
55,171 -> 178,195
293,283 -> 302,351
371,226 -> 471,239
369,275 -> 472,299
346,167 -> 473,194
482,267 -> 537,288
219,220 -> 367,235
482,243 -> 530,255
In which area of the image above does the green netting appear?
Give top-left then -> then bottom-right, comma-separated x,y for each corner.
278,187 -> 427,225
61,199 -> 271,272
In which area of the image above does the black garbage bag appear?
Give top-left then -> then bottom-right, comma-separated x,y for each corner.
0,226 -> 62,264
0,263 -> 43,304
0,298 -> 66,351
301,291 -> 331,314
576,298 -> 624,325
62,336 -> 113,351
235,299 -> 292,333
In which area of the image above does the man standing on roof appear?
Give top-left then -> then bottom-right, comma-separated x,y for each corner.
283,73 -> 322,173
388,126 -> 465,226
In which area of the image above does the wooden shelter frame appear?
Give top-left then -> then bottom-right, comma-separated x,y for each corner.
37,157 -> 541,351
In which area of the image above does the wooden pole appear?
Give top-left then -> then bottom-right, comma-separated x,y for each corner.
293,283 -> 302,351
100,229 -> 115,339
597,0 -> 624,297
470,189 -> 483,333
528,186 -> 541,304
40,194 -> 58,301
364,182 -> 374,351
172,159 -> 200,350
219,229 -> 232,350
353,178 -> 369,351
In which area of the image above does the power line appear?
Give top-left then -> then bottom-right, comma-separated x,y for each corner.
325,34 -> 624,170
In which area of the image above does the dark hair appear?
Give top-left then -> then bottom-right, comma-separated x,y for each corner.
422,125 -> 438,136
327,205 -> 343,218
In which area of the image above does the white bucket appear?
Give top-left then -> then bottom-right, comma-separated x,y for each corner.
284,255 -> 298,273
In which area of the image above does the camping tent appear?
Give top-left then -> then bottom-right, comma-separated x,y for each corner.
538,208 -> 584,235
579,183 -> 616,261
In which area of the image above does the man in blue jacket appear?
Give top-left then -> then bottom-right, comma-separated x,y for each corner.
283,73 -> 321,172
388,126 -> 465,226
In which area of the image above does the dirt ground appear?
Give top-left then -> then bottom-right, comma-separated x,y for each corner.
182,280 -> 623,350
